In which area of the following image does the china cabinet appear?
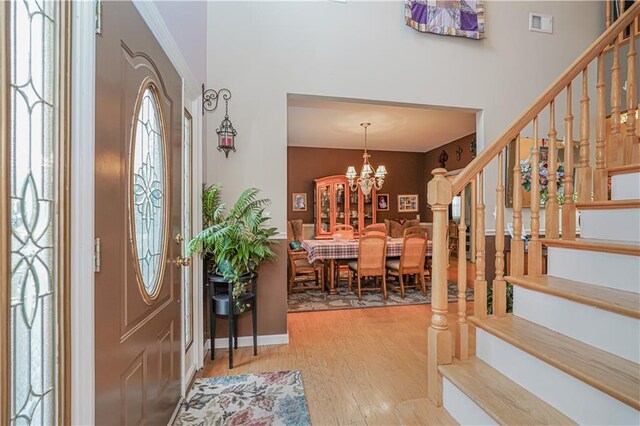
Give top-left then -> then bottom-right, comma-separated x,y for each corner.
313,175 -> 376,239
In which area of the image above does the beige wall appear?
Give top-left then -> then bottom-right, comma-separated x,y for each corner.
204,1 -> 604,236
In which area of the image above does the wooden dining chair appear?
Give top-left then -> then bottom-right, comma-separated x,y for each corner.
361,223 -> 387,236
403,225 -> 431,281
331,224 -> 354,284
333,224 -> 354,239
347,234 -> 388,300
403,225 -> 427,237
287,220 -> 324,293
386,231 -> 428,298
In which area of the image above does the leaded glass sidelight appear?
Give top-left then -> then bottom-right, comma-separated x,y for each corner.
183,111 -> 193,348
131,85 -> 167,301
9,0 -> 59,424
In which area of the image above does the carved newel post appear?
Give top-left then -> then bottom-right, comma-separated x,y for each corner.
426,168 -> 453,406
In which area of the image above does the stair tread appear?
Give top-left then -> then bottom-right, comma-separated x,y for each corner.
439,357 -> 575,425
394,398 -> 458,426
576,199 -> 640,210
469,314 -> 640,410
608,164 -> 640,176
540,238 -> 640,256
505,274 -> 640,319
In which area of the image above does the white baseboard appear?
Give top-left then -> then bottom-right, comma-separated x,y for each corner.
203,333 -> 289,353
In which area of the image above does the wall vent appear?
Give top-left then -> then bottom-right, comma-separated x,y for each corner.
529,12 -> 553,34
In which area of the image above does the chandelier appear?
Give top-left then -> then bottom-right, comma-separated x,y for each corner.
345,122 -> 387,196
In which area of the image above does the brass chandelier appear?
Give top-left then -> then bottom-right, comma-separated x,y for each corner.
345,122 -> 387,196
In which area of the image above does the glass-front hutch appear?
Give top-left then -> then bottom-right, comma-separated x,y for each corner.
314,175 -> 377,239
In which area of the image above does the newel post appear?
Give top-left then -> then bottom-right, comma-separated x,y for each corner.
426,168 -> 453,406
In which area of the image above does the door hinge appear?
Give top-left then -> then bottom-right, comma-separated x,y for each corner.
95,0 -> 102,35
94,238 -> 101,273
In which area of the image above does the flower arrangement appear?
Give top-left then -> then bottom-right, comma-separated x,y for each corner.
520,149 -> 575,205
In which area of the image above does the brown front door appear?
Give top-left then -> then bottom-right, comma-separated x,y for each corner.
95,2 -> 183,424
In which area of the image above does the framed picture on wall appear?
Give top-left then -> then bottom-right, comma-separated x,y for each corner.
398,194 -> 419,212
376,193 -> 390,211
292,193 -> 307,211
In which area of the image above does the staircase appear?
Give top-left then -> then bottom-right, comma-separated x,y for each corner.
426,4 -> 640,424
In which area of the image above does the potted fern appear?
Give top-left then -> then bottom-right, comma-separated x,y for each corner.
188,184 -> 278,311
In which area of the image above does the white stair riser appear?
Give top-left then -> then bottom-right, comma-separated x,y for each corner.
513,286 -> 640,363
477,329 -> 639,425
547,247 -> 640,293
579,208 -> 640,243
611,172 -> 640,200
443,378 -> 497,426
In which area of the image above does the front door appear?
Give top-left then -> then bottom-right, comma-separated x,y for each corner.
95,2 -> 183,424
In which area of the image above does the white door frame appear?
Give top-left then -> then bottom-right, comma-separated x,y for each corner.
70,2 -> 204,424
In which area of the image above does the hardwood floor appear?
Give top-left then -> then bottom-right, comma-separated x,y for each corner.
199,302 -> 475,425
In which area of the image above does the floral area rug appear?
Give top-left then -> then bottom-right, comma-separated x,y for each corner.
288,280 -> 473,313
174,371 -> 311,426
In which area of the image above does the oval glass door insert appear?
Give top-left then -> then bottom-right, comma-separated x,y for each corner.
131,84 -> 167,301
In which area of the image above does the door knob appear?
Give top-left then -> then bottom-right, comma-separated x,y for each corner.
175,233 -> 184,245
175,256 -> 191,268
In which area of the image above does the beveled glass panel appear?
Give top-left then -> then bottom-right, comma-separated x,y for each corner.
319,184 -> 331,233
183,111 -> 192,348
334,183 -> 346,226
132,86 -> 166,299
9,1 -> 58,424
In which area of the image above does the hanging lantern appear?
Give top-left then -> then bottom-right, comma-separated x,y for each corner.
202,84 -> 237,158
216,98 -> 237,158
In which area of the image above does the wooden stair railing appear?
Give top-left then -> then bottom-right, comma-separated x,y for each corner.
426,2 -> 639,406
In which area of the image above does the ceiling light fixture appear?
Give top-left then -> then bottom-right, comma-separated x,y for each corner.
345,122 -> 387,196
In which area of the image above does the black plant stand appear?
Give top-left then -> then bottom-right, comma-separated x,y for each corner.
209,273 -> 258,369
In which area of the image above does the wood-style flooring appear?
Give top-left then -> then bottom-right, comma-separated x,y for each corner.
199,301 -> 475,425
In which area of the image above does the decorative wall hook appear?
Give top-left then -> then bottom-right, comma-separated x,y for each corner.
202,84 -> 237,158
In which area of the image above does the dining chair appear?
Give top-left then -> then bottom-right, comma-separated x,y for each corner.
332,224 -> 355,284
361,223 -> 387,236
386,231 -> 428,298
403,225 -> 427,236
403,225 -> 431,281
347,234 -> 388,300
287,220 -> 324,293
333,224 -> 354,239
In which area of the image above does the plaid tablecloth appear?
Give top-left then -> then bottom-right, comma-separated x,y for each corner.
302,238 -> 432,264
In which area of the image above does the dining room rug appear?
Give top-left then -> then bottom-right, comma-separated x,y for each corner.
287,280 -> 473,313
174,370 -> 311,426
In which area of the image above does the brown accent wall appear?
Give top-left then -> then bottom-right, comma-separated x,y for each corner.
287,147 -> 427,224
204,240 -> 288,341
422,133 -> 476,222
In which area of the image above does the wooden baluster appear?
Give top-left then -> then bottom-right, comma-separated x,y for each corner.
609,37 -> 624,167
546,102 -> 560,239
625,24 -> 638,164
594,53 -> 608,201
494,150 -> 506,316
529,117 -> 543,276
426,168 -> 452,406
455,188 -> 468,361
511,135 -> 525,276
563,84 -> 577,240
619,0 -> 626,42
576,68 -> 592,202
606,0 -> 611,30
470,177 -> 477,263
473,172 -> 487,319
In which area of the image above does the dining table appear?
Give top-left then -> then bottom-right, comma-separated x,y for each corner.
301,238 -> 433,295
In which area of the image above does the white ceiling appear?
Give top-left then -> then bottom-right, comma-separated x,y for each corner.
287,95 -> 477,153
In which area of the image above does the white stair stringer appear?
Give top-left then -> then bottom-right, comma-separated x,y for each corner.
547,247 -> 640,293
612,172 -> 640,200
442,378 -> 497,426
476,328 -> 640,425
579,208 -> 640,243
513,285 -> 640,363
